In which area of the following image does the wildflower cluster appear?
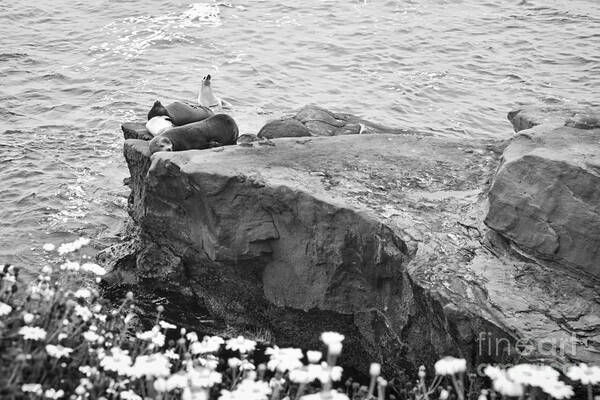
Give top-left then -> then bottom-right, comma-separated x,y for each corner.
0,239 -> 368,400
1,239 -> 599,400
483,363 -> 600,400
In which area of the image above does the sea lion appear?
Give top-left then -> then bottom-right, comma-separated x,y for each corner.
146,115 -> 174,136
197,74 -> 230,108
147,100 -> 213,126
149,114 -> 239,154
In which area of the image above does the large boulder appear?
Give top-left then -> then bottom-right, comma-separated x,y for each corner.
102,107 -> 600,375
258,105 -> 413,139
486,108 -> 600,279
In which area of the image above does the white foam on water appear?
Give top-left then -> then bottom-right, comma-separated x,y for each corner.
93,2 -> 221,58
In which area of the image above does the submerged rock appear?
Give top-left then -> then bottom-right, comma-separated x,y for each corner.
104,106 -> 600,375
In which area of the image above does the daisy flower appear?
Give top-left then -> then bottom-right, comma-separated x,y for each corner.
45,344 -> 74,359
18,326 -> 47,341
434,356 -> 467,375
130,353 -> 171,379
0,302 -> 12,317
226,336 -> 256,354
21,384 -> 43,395
265,346 -> 303,372
80,262 -> 106,276
43,388 -> 65,399
320,332 -> 345,346
42,243 -> 55,252
566,363 -> 600,385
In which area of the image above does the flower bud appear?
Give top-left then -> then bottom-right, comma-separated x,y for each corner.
307,350 -> 322,364
370,363 -> 381,376
23,313 -> 34,324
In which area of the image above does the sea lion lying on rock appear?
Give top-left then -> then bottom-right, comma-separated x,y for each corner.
147,100 -> 213,126
258,105 -> 413,139
149,114 -> 239,154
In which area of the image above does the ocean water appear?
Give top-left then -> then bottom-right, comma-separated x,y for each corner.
1,0 -> 599,277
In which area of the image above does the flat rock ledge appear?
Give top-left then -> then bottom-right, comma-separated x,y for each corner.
103,106 -> 600,376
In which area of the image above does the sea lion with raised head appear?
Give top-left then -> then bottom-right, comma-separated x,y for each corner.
149,114 -> 239,154
197,74 -> 230,108
147,100 -> 213,126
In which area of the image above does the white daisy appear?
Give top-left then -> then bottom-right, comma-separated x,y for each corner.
320,332 -> 345,346
119,390 -> 142,400
23,313 -> 35,324
0,301 -> 12,316
45,344 -> 74,359
136,326 -> 165,347
74,305 -> 93,322
566,363 -> 600,385
307,351 -> 322,364
434,356 -> 467,375
300,390 -> 349,400
99,347 -> 132,376
80,262 -> 106,276
188,366 -> 222,389
191,336 -> 224,354
226,335 -> 256,354
43,388 -> 65,399
74,288 -> 92,299
130,353 -> 171,379
265,346 -> 303,372
42,243 -> 56,252
541,380 -> 574,399
159,320 -> 177,330
21,383 -> 42,394
57,237 -> 90,255
18,326 -> 47,341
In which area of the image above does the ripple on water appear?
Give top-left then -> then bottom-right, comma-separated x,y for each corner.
0,0 -> 599,275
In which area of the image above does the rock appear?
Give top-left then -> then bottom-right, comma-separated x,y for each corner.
107,114 -> 600,375
237,134 -> 260,144
258,105 -> 413,139
258,119 -> 310,139
486,108 -> 600,279
507,107 -> 597,133
566,113 -> 600,130
122,122 -> 152,140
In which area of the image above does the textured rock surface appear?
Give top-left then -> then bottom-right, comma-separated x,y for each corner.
258,105 -> 413,138
486,108 -> 600,279
122,122 -> 152,140
104,106 -> 600,376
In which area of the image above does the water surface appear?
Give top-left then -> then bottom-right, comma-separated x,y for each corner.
1,0 -> 599,276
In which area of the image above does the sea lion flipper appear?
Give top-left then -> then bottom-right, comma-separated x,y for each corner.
147,99 -> 170,120
208,140 -> 224,148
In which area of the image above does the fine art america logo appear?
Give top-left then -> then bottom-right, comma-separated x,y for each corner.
475,332 -> 587,375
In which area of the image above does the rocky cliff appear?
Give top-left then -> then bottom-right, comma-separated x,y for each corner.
102,106 -> 600,376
